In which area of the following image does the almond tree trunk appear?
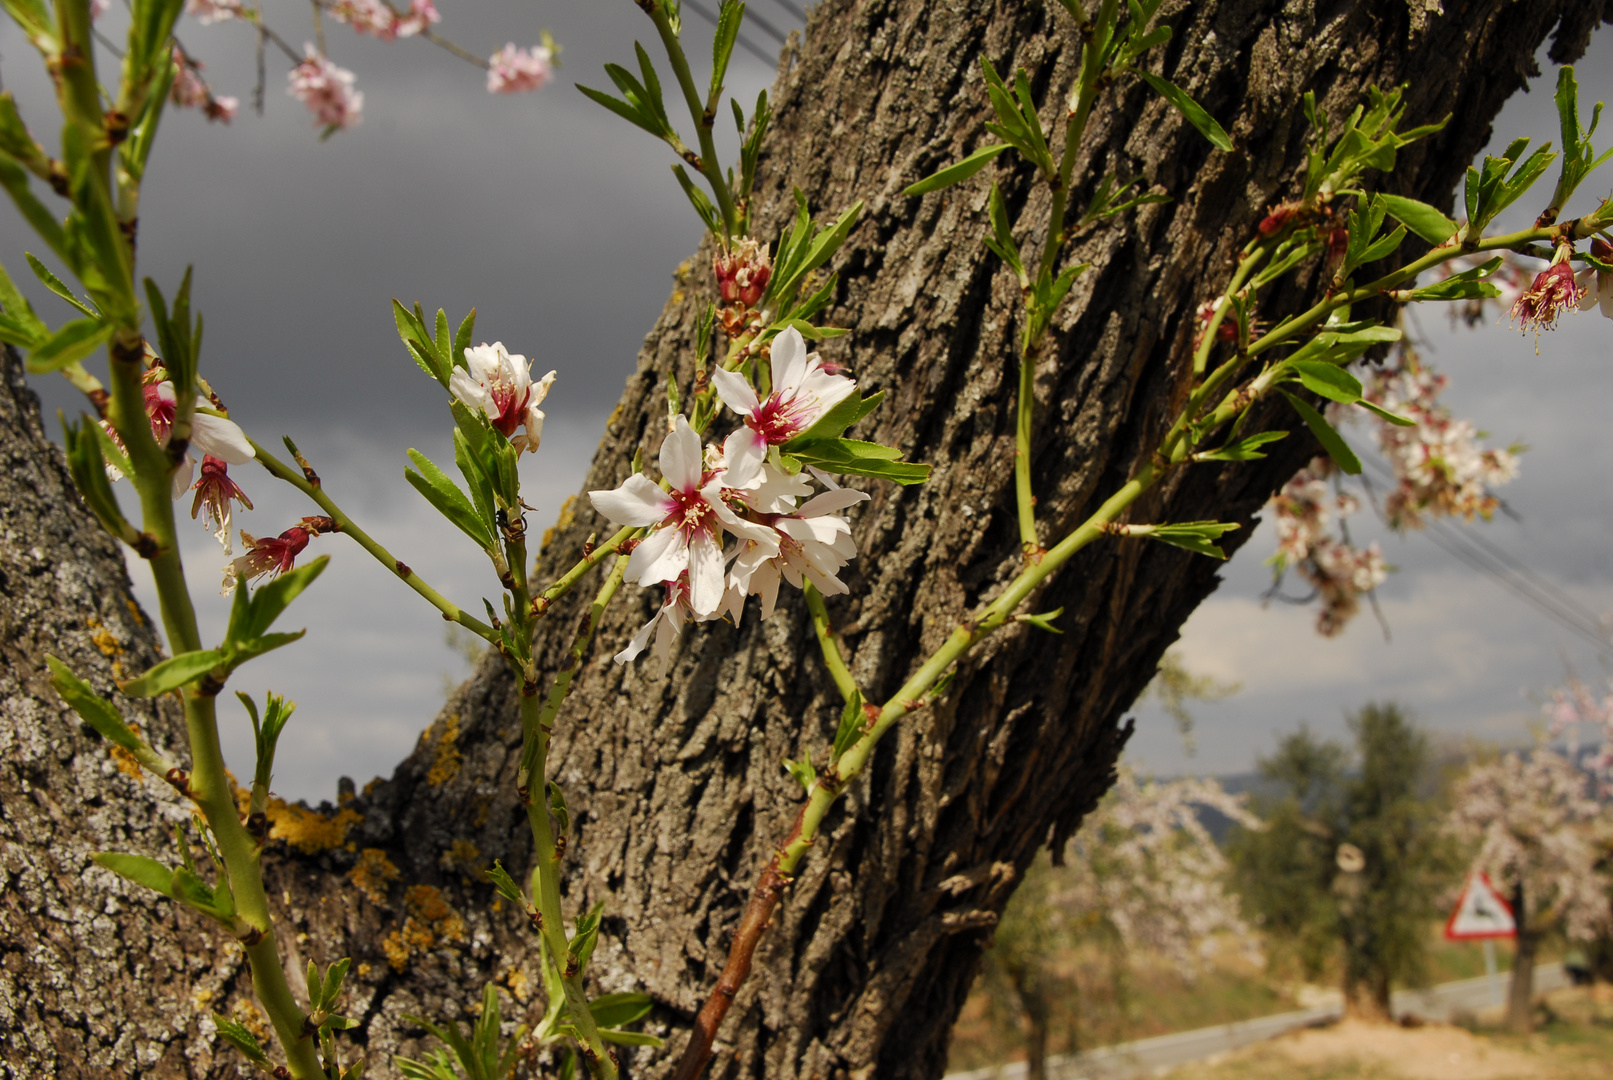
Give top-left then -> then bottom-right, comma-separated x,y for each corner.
3,2 -> 1609,1078
1506,883 -> 1538,1033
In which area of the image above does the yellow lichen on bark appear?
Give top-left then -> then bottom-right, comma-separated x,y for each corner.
425,714 -> 462,787
349,848 -> 401,904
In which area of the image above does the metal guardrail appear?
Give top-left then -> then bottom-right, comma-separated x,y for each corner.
944,963 -> 1568,1080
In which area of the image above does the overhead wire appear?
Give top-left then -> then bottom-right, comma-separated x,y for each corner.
1353,455 -> 1612,653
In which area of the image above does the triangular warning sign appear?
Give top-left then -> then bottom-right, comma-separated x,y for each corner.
1445,872 -> 1516,940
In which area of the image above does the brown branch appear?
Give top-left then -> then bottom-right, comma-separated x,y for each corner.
671,807 -> 803,1080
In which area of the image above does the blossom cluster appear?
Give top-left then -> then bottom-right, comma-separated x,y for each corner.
1362,357 -> 1519,529
1268,461 -> 1388,637
169,46 -> 239,123
588,328 -> 866,672
1447,748 -> 1613,942
101,363 -> 256,553
288,47 -> 365,132
1056,770 -> 1262,972
327,0 -> 440,41
1546,674 -> 1613,783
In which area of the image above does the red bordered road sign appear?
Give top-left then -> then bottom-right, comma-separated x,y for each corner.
1444,871 -> 1516,940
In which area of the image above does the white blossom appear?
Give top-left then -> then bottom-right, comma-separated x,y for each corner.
448,342 -> 554,454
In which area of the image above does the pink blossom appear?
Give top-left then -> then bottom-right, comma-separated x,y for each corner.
1448,749 -> 1612,942
1510,253 -> 1585,343
614,574 -> 695,673
288,47 -> 363,133
710,326 -> 858,485
327,0 -> 395,38
486,43 -> 553,95
1363,357 -> 1519,529
169,48 -> 237,124
448,342 -> 554,453
713,237 -> 773,308
184,0 -> 243,23
588,416 -> 778,617
1268,461 -> 1387,637
394,0 -> 440,38
90,0 -> 107,18
1574,237 -> 1613,321
728,467 -> 868,619
226,524 -> 313,592
190,455 -> 254,553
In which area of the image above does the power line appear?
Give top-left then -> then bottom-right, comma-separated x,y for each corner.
1353,457 -> 1611,652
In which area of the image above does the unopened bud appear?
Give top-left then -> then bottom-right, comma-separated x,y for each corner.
713,237 -> 772,308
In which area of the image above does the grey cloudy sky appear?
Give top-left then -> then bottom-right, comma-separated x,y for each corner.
4,6 -> 1611,800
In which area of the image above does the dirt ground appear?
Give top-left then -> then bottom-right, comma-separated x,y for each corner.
1187,987 -> 1613,1080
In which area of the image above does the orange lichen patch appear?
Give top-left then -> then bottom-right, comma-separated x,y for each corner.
504,967 -> 531,1004
349,848 -> 401,904
109,720 -> 145,779
265,796 -> 363,855
471,797 -> 492,829
383,884 -> 469,972
356,962 -> 372,978
87,616 -> 121,658
540,493 -> 579,553
425,714 -> 462,787
124,596 -> 146,627
230,999 -> 272,1044
439,839 -> 481,878
363,777 -> 383,797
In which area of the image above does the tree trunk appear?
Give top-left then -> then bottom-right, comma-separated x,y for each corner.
1005,962 -> 1051,1080
3,2 -> 1609,1078
1507,885 -> 1537,1033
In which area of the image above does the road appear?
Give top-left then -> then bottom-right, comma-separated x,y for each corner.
944,962 -> 1568,1080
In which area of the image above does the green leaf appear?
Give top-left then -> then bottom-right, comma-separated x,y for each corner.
406,449 -> 494,549
598,1029 -> 666,1047
783,755 -> 817,791
117,649 -> 227,697
320,957 -> 352,1012
226,630 -> 306,666
568,900 -> 605,975
212,1012 -> 271,1065
786,438 -> 930,485
1137,72 -> 1233,152
25,252 -> 98,318
709,0 -> 743,101
1014,607 -> 1064,634
831,688 -> 865,762
1195,430 -> 1289,461
1377,193 -> 1457,245
671,162 -> 721,234
94,852 -> 176,898
1357,398 -> 1416,427
576,83 -> 667,140
983,181 -> 1025,280
784,390 -> 883,445
27,317 -> 111,373
393,299 -> 446,384
1288,360 -> 1362,404
233,555 -> 330,642
1135,520 -> 1241,560
548,780 -> 571,836
773,199 -> 863,303
1011,68 -> 1053,173
485,860 -> 525,905
589,992 -> 654,1030
904,143 -> 1012,197
453,308 -> 476,372
46,655 -> 148,754
1281,390 -> 1362,475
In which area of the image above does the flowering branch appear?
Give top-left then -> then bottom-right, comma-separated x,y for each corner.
248,436 -> 496,640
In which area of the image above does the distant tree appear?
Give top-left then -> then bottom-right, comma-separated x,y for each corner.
1447,747 -> 1613,1031
1229,704 -> 1453,1019
983,770 -> 1259,1079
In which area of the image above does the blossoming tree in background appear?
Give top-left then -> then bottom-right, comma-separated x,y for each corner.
4,0 -> 1613,1077
980,770 -> 1259,1080
1447,746 -> 1613,1032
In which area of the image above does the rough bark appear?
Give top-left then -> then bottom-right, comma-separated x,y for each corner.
3,2 -> 1610,1078
1507,883 -> 1538,1033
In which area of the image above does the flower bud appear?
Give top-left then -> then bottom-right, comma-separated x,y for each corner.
714,238 -> 772,308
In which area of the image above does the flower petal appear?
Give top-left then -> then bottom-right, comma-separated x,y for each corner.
590,474 -> 676,527
190,410 -> 256,465
614,605 -> 663,664
660,415 -> 703,492
686,534 -> 726,616
770,326 -> 808,393
720,428 -> 767,489
797,487 -> 868,517
626,525 -> 687,585
710,367 -> 761,417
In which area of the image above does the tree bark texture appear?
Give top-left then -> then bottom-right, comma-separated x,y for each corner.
1506,883 -> 1538,1033
3,2 -> 1610,1078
